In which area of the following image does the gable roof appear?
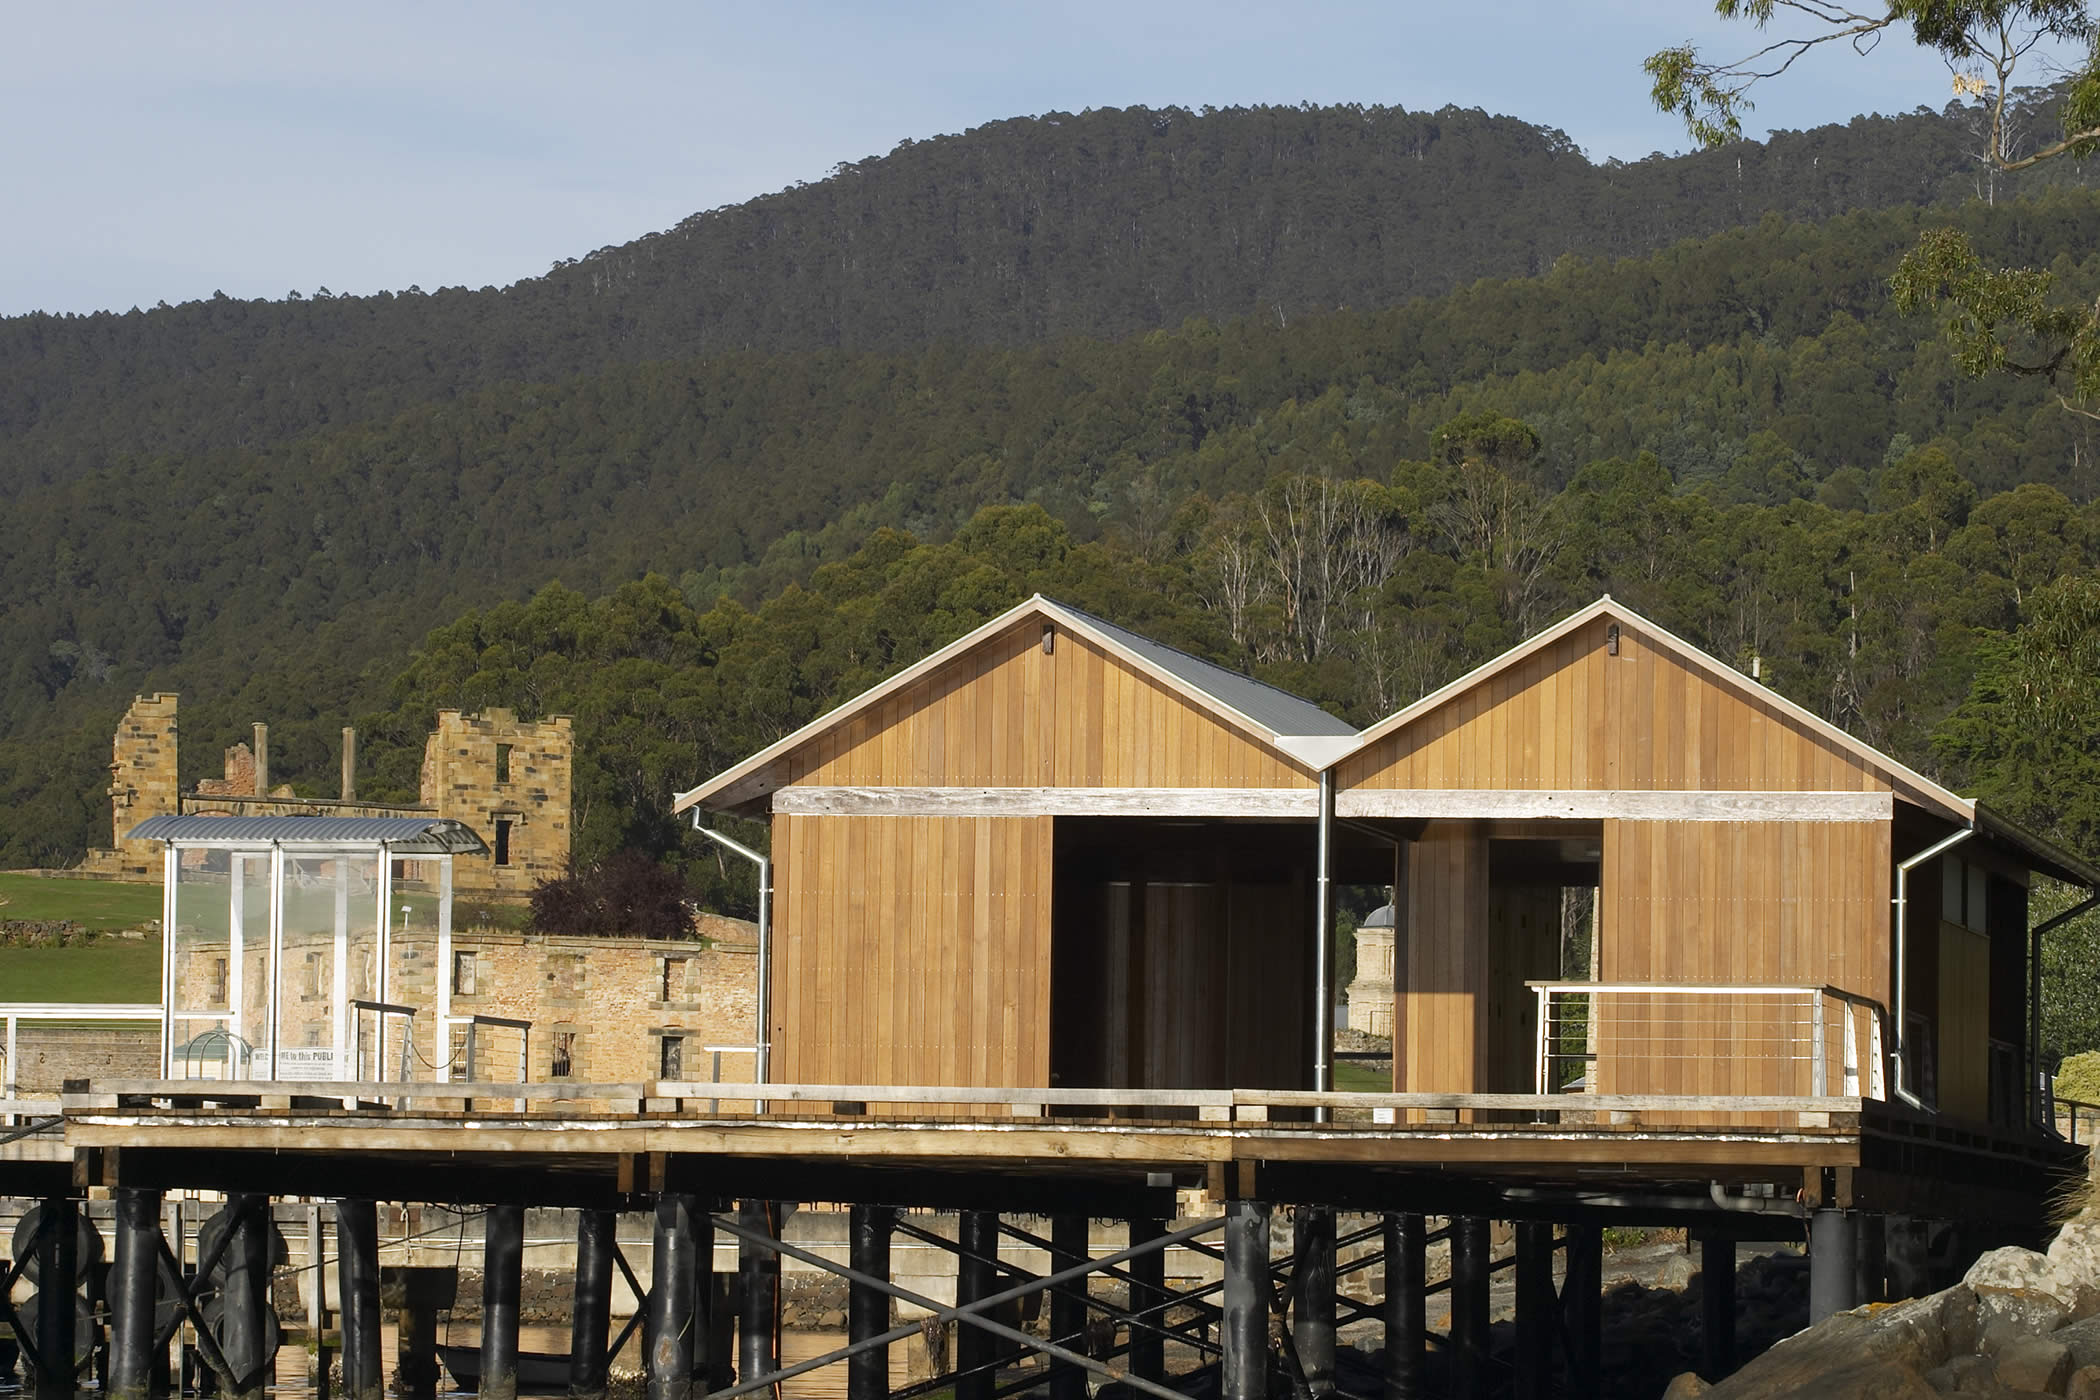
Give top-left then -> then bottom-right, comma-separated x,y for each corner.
1340,596 -> 2099,886
674,595 -> 1356,815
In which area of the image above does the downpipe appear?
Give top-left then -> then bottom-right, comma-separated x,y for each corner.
694,815 -> 772,1088
1892,826 -> 1974,1110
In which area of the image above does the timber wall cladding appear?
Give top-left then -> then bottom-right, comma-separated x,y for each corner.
1597,819 -> 1893,1099
771,812 -> 1053,1089
783,622 -> 1317,790
1336,617 -> 1891,794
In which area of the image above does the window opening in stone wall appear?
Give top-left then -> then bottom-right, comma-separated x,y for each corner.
662,956 -> 688,1001
494,819 -> 512,867
550,1031 -> 575,1079
209,958 -> 228,1007
660,1034 -> 685,1079
495,743 -> 513,785
452,951 -> 477,996
451,1024 -> 473,1079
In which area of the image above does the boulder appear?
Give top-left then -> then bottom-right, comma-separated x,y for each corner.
1698,1291 -> 1974,1398
1663,1374 -> 1711,1398
1969,1244 -> 2100,1323
1977,1290 -> 2072,1351
1995,1336 -> 2075,1394
2066,1364 -> 2100,1400
1921,1352 -> 1996,1393
2055,1318 -> 2100,1372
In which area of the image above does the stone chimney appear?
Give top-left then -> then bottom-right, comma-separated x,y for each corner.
252,722 -> 269,799
341,727 -> 357,802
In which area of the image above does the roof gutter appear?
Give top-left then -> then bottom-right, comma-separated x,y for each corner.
1892,824 -> 1975,1110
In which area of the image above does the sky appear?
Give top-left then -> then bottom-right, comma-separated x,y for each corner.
1,2 -> 2072,317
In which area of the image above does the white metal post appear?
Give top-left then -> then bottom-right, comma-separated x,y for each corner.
267,842 -> 286,1079
229,851 -> 247,1074
4,1013 -> 16,1101
161,843 -> 179,1078
333,858 -> 352,1078
1534,987 -> 1550,1093
376,845 -> 394,1086
1842,1002 -> 1860,1096
436,857 -> 453,1084
1810,992 -> 1827,1096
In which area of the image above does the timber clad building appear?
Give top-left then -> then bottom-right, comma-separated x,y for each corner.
678,594 -> 2099,1129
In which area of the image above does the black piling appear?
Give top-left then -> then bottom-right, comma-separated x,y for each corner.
1855,1212 -> 1887,1306
109,1187 -> 163,1400
1561,1224 -> 1603,1400
221,1193 -> 273,1400
1292,1206 -> 1336,1397
848,1205 -> 894,1400
1513,1220 -> 1555,1400
31,1196 -> 79,1400
956,1209 -> 1000,1400
1129,1215 -> 1168,1386
1699,1235 -> 1736,1381
571,1210 -> 618,1400
737,1200 -> 781,1393
336,1201 -> 382,1400
482,1203 -> 526,1400
1809,1209 -> 1859,1323
1048,1215 -> 1090,1400
1223,1198 -> 1270,1400
388,1267 -> 451,1400
1380,1212 -> 1426,1400
1448,1217 -> 1492,1400
650,1195 -> 701,1400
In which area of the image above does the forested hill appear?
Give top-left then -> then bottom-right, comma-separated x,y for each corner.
2,97 -> 2088,495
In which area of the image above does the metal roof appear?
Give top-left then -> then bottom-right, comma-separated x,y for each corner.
1051,602 -> 1358,739
126,814 -> 489,854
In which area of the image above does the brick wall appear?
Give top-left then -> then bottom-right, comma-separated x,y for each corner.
162,922 -> 759,1085
4,1025 -> 161,1092
420,709 -> 573,895
77,692 -> 181,879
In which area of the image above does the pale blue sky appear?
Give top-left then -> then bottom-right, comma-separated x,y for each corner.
0,2 -> 2062,316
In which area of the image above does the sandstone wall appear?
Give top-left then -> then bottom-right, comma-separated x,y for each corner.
421,709 -> 573,895
77,692 -> 181,879
3,1024 -> 161,1093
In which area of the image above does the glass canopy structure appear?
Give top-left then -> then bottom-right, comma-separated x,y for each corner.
129,815 -> 487,1082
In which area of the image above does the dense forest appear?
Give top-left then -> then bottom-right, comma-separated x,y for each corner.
10,89 -> 2100,1047
3,93 -> 2094,499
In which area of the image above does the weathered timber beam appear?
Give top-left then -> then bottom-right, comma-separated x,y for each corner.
1335,789 -> 1893,822
773,786 -> 1317,817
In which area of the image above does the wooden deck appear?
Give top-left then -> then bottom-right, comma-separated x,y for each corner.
3,1079 -> 2076,1234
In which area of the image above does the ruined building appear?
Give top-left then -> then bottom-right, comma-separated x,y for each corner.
78,695 -> 571,895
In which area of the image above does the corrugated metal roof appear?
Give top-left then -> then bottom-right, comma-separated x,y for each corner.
1052,602 -> 1359,738
127,814 -> 489,854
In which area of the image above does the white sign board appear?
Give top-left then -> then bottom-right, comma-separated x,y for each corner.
274,1047 -> 346,1080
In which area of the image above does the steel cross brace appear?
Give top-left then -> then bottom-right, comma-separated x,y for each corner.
703,1211 -> 1226,1400
989,1219 -> 1223,1352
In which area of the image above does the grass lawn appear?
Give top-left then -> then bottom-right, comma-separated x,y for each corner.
0,872 -> 165,1002
0,872 -> 162,931
1333,1057 -> 1391,1092
0,939 -> 162,1003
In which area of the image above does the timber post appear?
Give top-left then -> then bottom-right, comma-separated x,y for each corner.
1699,1234 -> 1735,1381
1223,1198 -> 1271,1400
956,1209 -> 1000,1400
1448,1216 -> 1492,1399
570,1209 -> 618,1400
1513,1219 -> 1555,1400
109,1186 -> 162,1400
1381,1212 -> 1426,1400
649,1195 -> 701,1400
1130,1215 -> 1168,1386
1291,1206 -> 1336,1397
847,1205 -> 893,1400
336,1200 -> 383,1400
1810,1209 -> 1859,1323
737,1200 -> 780,1393
481,1203 -> 525,1400
1048,1214 -> 1090,1400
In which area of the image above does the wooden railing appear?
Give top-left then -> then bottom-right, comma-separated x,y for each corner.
60,1078 -> 1865,1130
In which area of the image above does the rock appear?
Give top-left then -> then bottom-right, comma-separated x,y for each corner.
2066,1364 -> 2100,1400
1664,1373 -> 1712,1398
1978,1289 -> 2073,1350
1971,1243 -> 2100,1322
2056,1317 -> 2100,1371
1996,1336 -> 2076,1394
1660,1252 -> 1699,1289
1781,1359 -> 1941,1398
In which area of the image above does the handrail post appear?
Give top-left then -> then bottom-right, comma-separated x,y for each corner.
1534,987 -> 1549,1094
1810,992 -> 1827,1097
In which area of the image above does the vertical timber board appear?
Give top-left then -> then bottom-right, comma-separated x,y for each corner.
1335,616 -> 1899,796
1399,822 -> 1489,1101
771,812 -> 1053,1089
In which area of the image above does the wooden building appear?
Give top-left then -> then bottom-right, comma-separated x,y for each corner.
677,595 -> 2099,1132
